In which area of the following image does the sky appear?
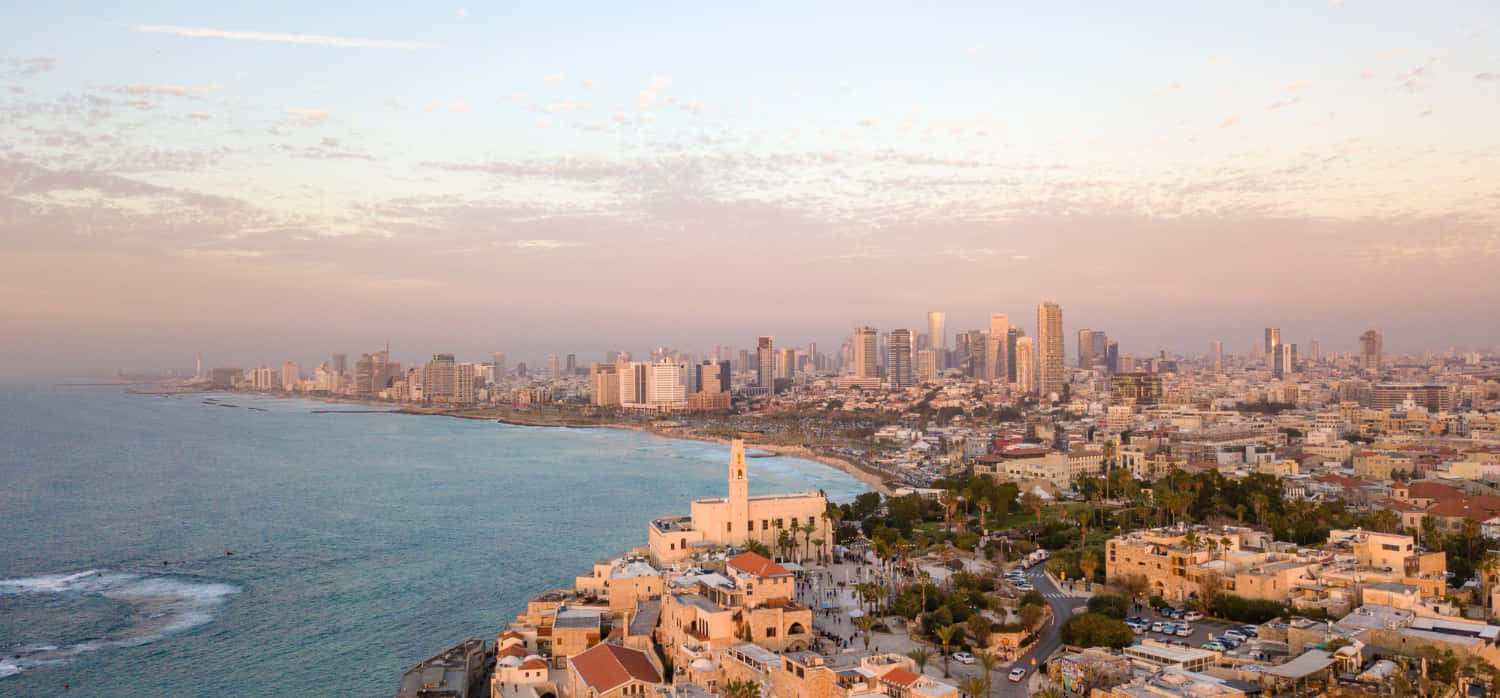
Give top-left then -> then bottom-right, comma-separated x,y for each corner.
2,1 -> 1498,375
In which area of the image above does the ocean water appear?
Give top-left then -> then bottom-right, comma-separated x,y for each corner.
0,383 -> 867,696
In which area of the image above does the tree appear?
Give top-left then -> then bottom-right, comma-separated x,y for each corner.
1480,550 -> 1500,621
1020,590 -> 1046,607
968,614 -> 993,648
810,537 -> 825,564
1058,613 -> 1133,649
977,651 -> 1000,698
1086,594 -> 1129,619
959,677 -> 988,698
1020,603 -> 1047,631
742,538 -> 770,557
935,624 -> 960,677
1079,553 -> 1099,588
907,648 -> 933,674
856,614 -> 879,650
1022,491 -> 1043,524
722,680 -> 762,698
777,529 -> 797,561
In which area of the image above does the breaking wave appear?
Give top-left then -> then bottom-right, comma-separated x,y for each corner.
0,569 -> 238,678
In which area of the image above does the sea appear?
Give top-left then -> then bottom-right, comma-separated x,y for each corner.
0,382 -> 868,696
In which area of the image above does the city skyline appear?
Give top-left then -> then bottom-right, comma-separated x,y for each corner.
4,2 -> 1500,375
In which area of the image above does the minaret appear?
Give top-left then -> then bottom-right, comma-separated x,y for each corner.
728,438 -> 750,544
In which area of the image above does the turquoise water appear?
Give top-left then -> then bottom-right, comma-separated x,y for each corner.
0,384 -> 866,696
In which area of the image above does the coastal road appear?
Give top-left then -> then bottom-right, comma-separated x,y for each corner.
944,563 -> 1088,698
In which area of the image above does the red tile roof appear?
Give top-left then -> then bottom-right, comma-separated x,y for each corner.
1406,482 -> 1463,500
570,643 -> 662,694
728,551 -> 791,578
881,667 -> 924,688
1373,498 -> 1425,513
519,658 -> 548,671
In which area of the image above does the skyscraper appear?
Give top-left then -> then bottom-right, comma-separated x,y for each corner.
565,353 -> 577,375
1210,340 -> 1224,373
1091,331 -> 1108,371
852,326 -> 879,379
887,329 -> 914,388
916,349 -> 938,383
987,313 -> 1009,383
281,361 -> 299,391
1264,327 -> 1281,366
330,353 -> 346,376
423,353 -> 456,402
696,360 -> 730,394
778,347 -> 796,381
1007,328 -> 1023,381
757,336 -> 775,392
1078,329 -> 1095,369
590,362 -> 620,405
1360,330 -> 1383,374
1037,301 -> 1064,397
1015,336 -> 1036,395
1272,343 -> 1293,379
492,352 -> 507,378
927,312 -> 946,350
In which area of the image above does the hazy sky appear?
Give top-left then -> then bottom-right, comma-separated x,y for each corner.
3,1 -> 1498,374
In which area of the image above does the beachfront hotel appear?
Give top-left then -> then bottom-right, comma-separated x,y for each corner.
648,439 -> 833,565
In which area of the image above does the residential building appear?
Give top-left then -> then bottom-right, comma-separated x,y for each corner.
1038,301 -> 1064,396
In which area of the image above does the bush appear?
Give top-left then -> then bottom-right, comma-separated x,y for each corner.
1216,595 -> 1288,624
1059,613 -> 1134,649
1020,590 -> 1046,607
1086,594 -> 1130,619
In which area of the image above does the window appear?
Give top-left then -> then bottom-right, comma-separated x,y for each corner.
767,627 -> 776,637
762,520 -> 769,531
775,518 -> 784,528
808,516 -> 815,527
727,522 -> 732,533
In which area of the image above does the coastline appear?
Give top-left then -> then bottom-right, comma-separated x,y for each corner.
133,386 -> 891,496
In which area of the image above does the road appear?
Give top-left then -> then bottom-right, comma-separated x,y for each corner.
944,563 -> 1088,698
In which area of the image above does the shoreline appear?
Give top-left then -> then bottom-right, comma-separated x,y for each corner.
136,386 -> 891,497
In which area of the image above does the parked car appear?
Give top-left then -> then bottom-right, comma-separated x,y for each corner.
1183,611 -> 1203,622
1215,635 -> 1241,649
1015,583 -> 1034,592
1159,624 -> 1176,635
953,652 -> 976,665
1203,641 -> 1227,652
1149,622 -> 1164,633
1176,625 -> 1193,637
1238,625 -> 1260,637
1224,629 -> 1249,640
1171,640 -> 1190,648
1008,668 -> 1026,682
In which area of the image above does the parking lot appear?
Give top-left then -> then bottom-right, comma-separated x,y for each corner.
1127,607 -> 1255,651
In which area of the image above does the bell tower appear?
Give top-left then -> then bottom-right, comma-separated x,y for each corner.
728,438 -> 750,543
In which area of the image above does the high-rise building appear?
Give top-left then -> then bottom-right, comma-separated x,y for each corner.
927,312 -> 947,350
1037,301 -> 1064,396
1310,340 -> 1321,362
852,327 -> 879,379
987,314 -> 1009,383
330,353 -> 347,376
618,361 -> 647,407
647,359 -> 686,410
454,363 -> 476,404
757,336 -> 775,392
1360,330 -> 1383,374
491,352 -> 507,379
590,362 -> 620,405
1078,329 -> 1095,370
548,355 -> 562,378
1007,328 -> 1023,381
281,361 -> 300,391
423,354 -> 457,401
1091,332 -> 1108,363
354,353 -> 377,395
1264,328 -> 1281,366
737,349 -> 750,375
1105,341 -> 1119,373
916,349 -> 938,383
887,329 -> 914,388
1210,340 -> 1224,373
778,347 -> 796,381
1015,336 -> 1036,395
696,360 -> 730,394
1272,343 -> 1294,379
565,354 -> 577,375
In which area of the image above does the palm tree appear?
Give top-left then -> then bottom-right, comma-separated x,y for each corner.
1079,554 -> 1099,590
959,677 -> 987,698
777,529 -> 797,562
855,614 -> 879,650
722,679 -> 762,698
935,624 -> 960,677
801,521 -> 814,562
789,520 -> 803,561
977,498 -> 991,536
1480,550 -> 1500,621
907,648 -> 933,674
811,537 -> 825,565
1021,492 -> 1043,524
742,538 -> 770,557
977,651 -> 1000,698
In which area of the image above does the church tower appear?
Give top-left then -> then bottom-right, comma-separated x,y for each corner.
728,438 -> 750,543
